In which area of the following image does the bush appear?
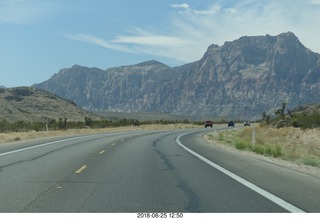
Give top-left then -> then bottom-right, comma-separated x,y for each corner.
299,112 -> 320,129
272,145 -> 282,158
252,145 -> 266,155
271,111 -> 320,129
301,156 -> 320,167
235,140 -> 249,150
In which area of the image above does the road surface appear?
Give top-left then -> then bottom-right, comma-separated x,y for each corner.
0,128 -> 319,212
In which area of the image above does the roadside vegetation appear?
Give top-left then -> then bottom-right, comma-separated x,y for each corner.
207,105 -> 320,168
262,102 -> 320,129
0,117 -> 202,144
208,126 -> 320,168
0,117 -> 201,133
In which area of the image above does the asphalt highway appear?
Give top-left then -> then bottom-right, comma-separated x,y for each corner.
0,128 -> 319,212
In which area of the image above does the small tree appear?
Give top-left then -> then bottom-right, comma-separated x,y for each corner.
262,111 -> 270,123
58,118 -> 67,130
275,102 -> 286,118
85,117 -> 94,127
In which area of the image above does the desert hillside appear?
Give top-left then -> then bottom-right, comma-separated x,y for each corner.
0,87 -> 102,123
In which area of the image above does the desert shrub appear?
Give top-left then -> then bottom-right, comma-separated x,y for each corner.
265,146 -> 272,156
235,140 -> 249,150
84,117 -> 94,127
252,145 -> 266,155
272,145 -> 283,158
299,112 -> 320,129
4,95 -> 23,102
263,145 -> 282,157
11,87 -> 34,96
301,156 -> 320,167
271,111 -> 320,129
0,119 -> 12,132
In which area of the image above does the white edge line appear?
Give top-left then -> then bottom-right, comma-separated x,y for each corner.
0,135 -> 96,157
176,132 -> 305,213
0,131 -> 140,157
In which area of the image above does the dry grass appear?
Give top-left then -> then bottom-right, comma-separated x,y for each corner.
0,123 -> 200,144
206,125 -> 320,168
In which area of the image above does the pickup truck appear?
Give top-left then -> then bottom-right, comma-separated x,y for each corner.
204,121 -> 213,128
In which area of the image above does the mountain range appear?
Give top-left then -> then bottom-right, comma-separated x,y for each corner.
33,32 -> 320,120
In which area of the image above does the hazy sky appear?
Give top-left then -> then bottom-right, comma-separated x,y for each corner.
1,0 -> 320,87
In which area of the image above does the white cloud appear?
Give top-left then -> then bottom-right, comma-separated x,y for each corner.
171,3 -> 190,10
67,0 -> 320,64
111,28 -> 197,62
65,33 -> 135,53
113,28 -> 190,46
166,0 -> 320,58
171,3 -> 220,15
66,30 -> 195,63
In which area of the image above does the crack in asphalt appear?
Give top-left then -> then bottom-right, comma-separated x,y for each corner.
152,136 -> 199,212
0,137 -> 107,172
177,182 -> 200,212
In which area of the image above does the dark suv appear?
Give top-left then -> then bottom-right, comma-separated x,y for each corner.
228,121 -> 235,127
205,121 -> 213,128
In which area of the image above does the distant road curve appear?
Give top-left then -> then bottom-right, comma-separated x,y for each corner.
0,128 -> 319,212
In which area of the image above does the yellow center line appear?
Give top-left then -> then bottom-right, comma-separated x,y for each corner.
99,150 -> 105,155
75,165 -> 87,174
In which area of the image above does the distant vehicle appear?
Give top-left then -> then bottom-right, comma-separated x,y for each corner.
228,121 -> 235,127
244,121 -> 250,126
205,121 -> 213,128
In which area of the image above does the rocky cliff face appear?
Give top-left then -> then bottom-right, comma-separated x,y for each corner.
34,32 -> 320,120
36,60 -> 174,112
170,32 -> 320,119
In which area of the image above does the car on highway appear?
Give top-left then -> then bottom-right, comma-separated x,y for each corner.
204,121 -> 213,128
228,121 -> 235,127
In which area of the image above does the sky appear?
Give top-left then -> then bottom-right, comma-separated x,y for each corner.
1,0 -> 320,87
